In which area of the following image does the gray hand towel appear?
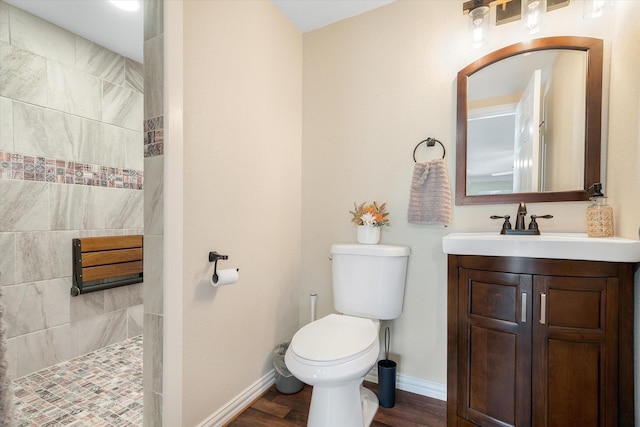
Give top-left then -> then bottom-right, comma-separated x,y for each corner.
408,159 -> 452,226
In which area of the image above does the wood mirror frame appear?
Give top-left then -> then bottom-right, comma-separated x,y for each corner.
455,36 -> 603,205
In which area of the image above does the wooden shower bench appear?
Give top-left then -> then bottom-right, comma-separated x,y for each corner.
71,235 -> 143,296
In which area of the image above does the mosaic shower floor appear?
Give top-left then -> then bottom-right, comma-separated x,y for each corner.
12,335 -> 143,427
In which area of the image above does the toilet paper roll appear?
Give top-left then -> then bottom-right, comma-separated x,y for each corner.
211,268 -> 239,287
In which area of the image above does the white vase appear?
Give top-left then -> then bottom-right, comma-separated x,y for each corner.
357,225 -> 381,244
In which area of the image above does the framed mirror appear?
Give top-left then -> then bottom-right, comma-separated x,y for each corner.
455,36 -> 603,205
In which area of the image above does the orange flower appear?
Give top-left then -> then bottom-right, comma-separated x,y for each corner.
349,201 -> 390,227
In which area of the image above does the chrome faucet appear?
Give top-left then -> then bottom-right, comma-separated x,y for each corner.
515,202 -> 527,230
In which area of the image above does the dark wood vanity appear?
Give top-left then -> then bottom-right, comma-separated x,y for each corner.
447,254 -> 636,426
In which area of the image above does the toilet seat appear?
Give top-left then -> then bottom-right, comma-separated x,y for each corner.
289,314 -> 378,365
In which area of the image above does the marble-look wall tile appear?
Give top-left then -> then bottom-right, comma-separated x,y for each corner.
5,336 -> 16,381
16,324 -> 77,377
77,118 -> 102,165
1,2 -> 145,376
47,60 -> 101,121
103,81 -> 143,131
0,1 -> 8,43
13,101 -> 83,160
104,285 -> 131,312
0,97 -> 12,151
70,290 -> 104,322
143,312 -> 163,394
102,187 -> 144,229
125,129 -> 144,171
50,184 -> 103,230
144,155 -> 163,235
50,185 -> 142,230
15,230 -> 76,284
143,391 -> 163,427
127,304 -> 143,337
0,180 -> 49,232
0,233 -> 15,286
144,0 -> 164,42
143,235 -> 163,316
74,120 -> 128,168
0,41 -> 47,106
97,123 -> 126,167
78,228 -> 124,238
76,309 -> 127,355
3,278 -> 70,337
76,37 -> 125,85
125,58 -> 143,93
129,282 -> 143,306
143,35 -> 163,120
125,227 -> 144,236
9,5 -> 75,67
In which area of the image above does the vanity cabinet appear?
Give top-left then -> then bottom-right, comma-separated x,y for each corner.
447,255 -> 636,427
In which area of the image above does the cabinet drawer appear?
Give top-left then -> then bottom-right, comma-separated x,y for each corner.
470,280 -> 518,322
545,276 -> 609,332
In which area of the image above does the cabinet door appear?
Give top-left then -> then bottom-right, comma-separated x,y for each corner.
532,276 -> 618,427
458,269 -> 533,427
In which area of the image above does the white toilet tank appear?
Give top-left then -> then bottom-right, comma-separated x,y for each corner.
330,244 -> 410,320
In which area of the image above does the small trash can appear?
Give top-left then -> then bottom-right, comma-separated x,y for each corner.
273,342 -> 304,394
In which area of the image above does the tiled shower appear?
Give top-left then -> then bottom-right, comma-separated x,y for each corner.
0,0 -> 150,424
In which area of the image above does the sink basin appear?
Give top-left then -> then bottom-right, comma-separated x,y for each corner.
442,232 -> 640,263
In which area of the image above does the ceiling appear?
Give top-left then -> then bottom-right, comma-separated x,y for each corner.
5,0 -> 144,62
5,0 -> 395,63
271,0 -> 395,32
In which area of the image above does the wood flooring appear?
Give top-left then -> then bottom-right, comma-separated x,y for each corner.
225,381 -> 446,427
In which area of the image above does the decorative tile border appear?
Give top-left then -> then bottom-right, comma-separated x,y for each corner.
144,115 -> 164,157
0,151 -> 143,190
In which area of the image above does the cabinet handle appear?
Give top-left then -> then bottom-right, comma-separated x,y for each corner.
521,293 -> 527,323
540,293 -> 547,324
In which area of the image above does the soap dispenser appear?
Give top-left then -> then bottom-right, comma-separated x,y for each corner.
586,183 -> 614,237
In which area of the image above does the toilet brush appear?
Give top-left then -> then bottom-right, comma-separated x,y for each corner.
377,326 -> 397,408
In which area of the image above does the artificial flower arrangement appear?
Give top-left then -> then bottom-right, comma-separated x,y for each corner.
350,201 -> 390,227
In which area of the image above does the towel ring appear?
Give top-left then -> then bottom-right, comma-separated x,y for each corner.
412,138 -> 446,162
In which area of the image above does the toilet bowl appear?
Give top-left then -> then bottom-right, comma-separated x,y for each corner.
285,314 -> 380,427
285,243 -> 410,427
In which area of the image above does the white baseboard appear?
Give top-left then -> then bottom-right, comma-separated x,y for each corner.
365,369 -> 447,402
199,368 -> 446,427
197,370 -> 276,427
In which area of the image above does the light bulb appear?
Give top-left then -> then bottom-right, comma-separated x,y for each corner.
584,0 -> 607,19
469,6 -> 490,48
523,0 -> 546,35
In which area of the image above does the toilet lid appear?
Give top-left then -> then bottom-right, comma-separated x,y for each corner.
290,314 -> 378,364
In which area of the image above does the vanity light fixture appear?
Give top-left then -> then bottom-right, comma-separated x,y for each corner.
464,0 -> 570,47
110,0 -> 140,12
463,0 -> 519,47
583,0 -> 607,19
469,4 -> 490,48
522,0 -> 546,34
463,0 -> 493,48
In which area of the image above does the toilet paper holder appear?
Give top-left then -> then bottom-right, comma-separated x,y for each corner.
208,251 -> 236,283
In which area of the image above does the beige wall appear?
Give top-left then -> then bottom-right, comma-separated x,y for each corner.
301,0 -> 640,392
181,1 -> 302,425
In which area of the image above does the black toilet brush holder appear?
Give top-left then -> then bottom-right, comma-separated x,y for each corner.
377,326 -> 396,408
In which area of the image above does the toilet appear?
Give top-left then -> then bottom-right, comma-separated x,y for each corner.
285,243 -> 410,427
